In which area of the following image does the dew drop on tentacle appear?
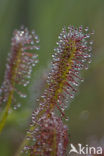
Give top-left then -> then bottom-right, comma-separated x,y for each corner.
85,27 -> 89,32
13,105 -> 17,110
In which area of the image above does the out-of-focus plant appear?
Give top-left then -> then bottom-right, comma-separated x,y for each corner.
0,26 -> 40,133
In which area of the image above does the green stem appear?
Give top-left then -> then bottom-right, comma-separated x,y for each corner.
0,89 -> 14,133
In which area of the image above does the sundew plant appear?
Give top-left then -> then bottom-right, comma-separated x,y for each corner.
0,26 -> 39,133
0,25 -> 94,156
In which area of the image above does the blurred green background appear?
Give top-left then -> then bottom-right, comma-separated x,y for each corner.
0,0 -> 104,155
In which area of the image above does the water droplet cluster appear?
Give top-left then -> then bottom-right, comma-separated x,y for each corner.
23,113 -> 68,156
31,26 -> 94,118
0,26 -> 39,108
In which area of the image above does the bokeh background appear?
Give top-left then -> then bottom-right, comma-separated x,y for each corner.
0,0 -> 104,155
